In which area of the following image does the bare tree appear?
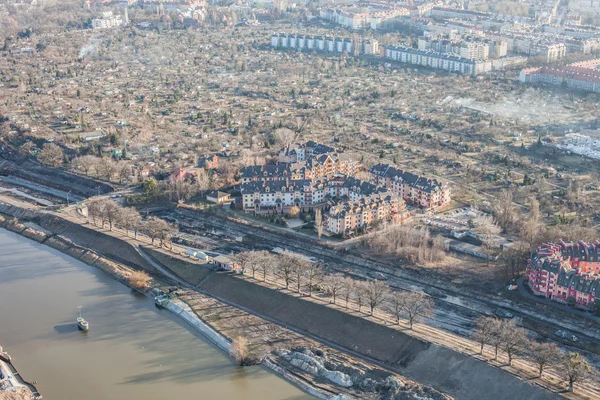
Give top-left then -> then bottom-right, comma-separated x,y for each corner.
315,209 -> 324,240
399,292 -> 435,329
117,161 -> 131,184
273,127 -> 296,149
324,274 -> 345,304
233,250 -> 268,279
492,189 -> 516,232
354,281 -> 366,312
72,155 -> 98,176
103,200 -> 120,231
562,353 -> 593,392
231,251 -> 255,276
489,318 -> 505,360
499,320 -> 529,365
259,252 -> 274,282
472,316 -> 497,354
529,342 -> 561,377
305,262 -> 322,296
229,336 -> 250,366
365,279 -> 389,315
341,277 -> 354,308
38,143 -> 64,168
118,207 -> 142,238
99,157 -> 116,180
143,216 -> 171,246
387,291 -> 404,324
294,258 -> 311,293
87,200 -> 105,226
276,253 -> 296,289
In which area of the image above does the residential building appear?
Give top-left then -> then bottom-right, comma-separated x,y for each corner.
198,154 -> 218,170
520,59 -> 600,94
169,166 -> 207,182
384,45 -> 492,75
240,141 -> 358,184
271,33 -> 380,56
325,191 -> 408,235
92,11 -> 124,29
527,241 -> 600,309
240,176 -> 409,234
369,163 -> 451,210
319,4 -> 410,30
206,191 -> 232,205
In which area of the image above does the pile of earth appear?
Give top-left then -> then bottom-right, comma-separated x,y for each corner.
274,348 -> 450,400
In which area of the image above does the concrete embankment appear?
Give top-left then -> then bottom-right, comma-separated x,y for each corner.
0,203 -> 159,276
199,273 -> 560,400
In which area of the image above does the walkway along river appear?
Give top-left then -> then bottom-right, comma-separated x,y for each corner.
0,228 -> 311,400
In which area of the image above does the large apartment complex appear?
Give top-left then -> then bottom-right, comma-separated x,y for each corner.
271,33 -> 379,56
384,46 -> 493,75
239,142 -> 408,235
369,163 -> 451,210
527,241 -> 600,309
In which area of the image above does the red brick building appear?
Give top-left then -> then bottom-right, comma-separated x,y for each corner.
527,241 -> 600,309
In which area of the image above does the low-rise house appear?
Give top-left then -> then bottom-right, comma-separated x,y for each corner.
212,255 -> 241,272
206,191 -> 232,205
199,154 -> 219,170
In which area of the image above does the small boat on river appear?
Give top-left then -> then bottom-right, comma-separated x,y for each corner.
77,306 -> 89,331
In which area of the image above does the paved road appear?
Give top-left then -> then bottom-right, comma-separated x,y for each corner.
516,276 -> 600,323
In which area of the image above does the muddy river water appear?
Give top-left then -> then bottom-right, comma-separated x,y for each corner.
0,229 -> 311,400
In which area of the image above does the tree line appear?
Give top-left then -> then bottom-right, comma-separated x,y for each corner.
87,199 -> 175,248
472,316 -> 594,392
230,250 -> 435,329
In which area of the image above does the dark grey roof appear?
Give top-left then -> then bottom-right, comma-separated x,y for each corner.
369,163 -> 445,194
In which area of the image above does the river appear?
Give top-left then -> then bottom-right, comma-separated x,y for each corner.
0,229 -> 312,400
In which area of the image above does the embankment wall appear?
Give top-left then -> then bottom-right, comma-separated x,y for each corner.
199,273 -> 560,400
0,204 -> 157,274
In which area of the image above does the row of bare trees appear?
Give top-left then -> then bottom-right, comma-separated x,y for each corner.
71,155 -> 134,183
230,250 -> 435,329
87,199 -> 174,247
472,316 -> 594,392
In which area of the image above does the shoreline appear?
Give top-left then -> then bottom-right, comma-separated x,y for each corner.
0,217 -> 337,400
0,348 -> 41,399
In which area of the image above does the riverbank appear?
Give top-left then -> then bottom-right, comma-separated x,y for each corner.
0,212 -> 344,399
0,349 -> 40,400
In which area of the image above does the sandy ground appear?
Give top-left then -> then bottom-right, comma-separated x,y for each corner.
0,386 -> 34,400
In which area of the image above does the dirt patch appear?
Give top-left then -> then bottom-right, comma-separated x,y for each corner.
0,386 -> 35,400
200,273 -> 560,400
